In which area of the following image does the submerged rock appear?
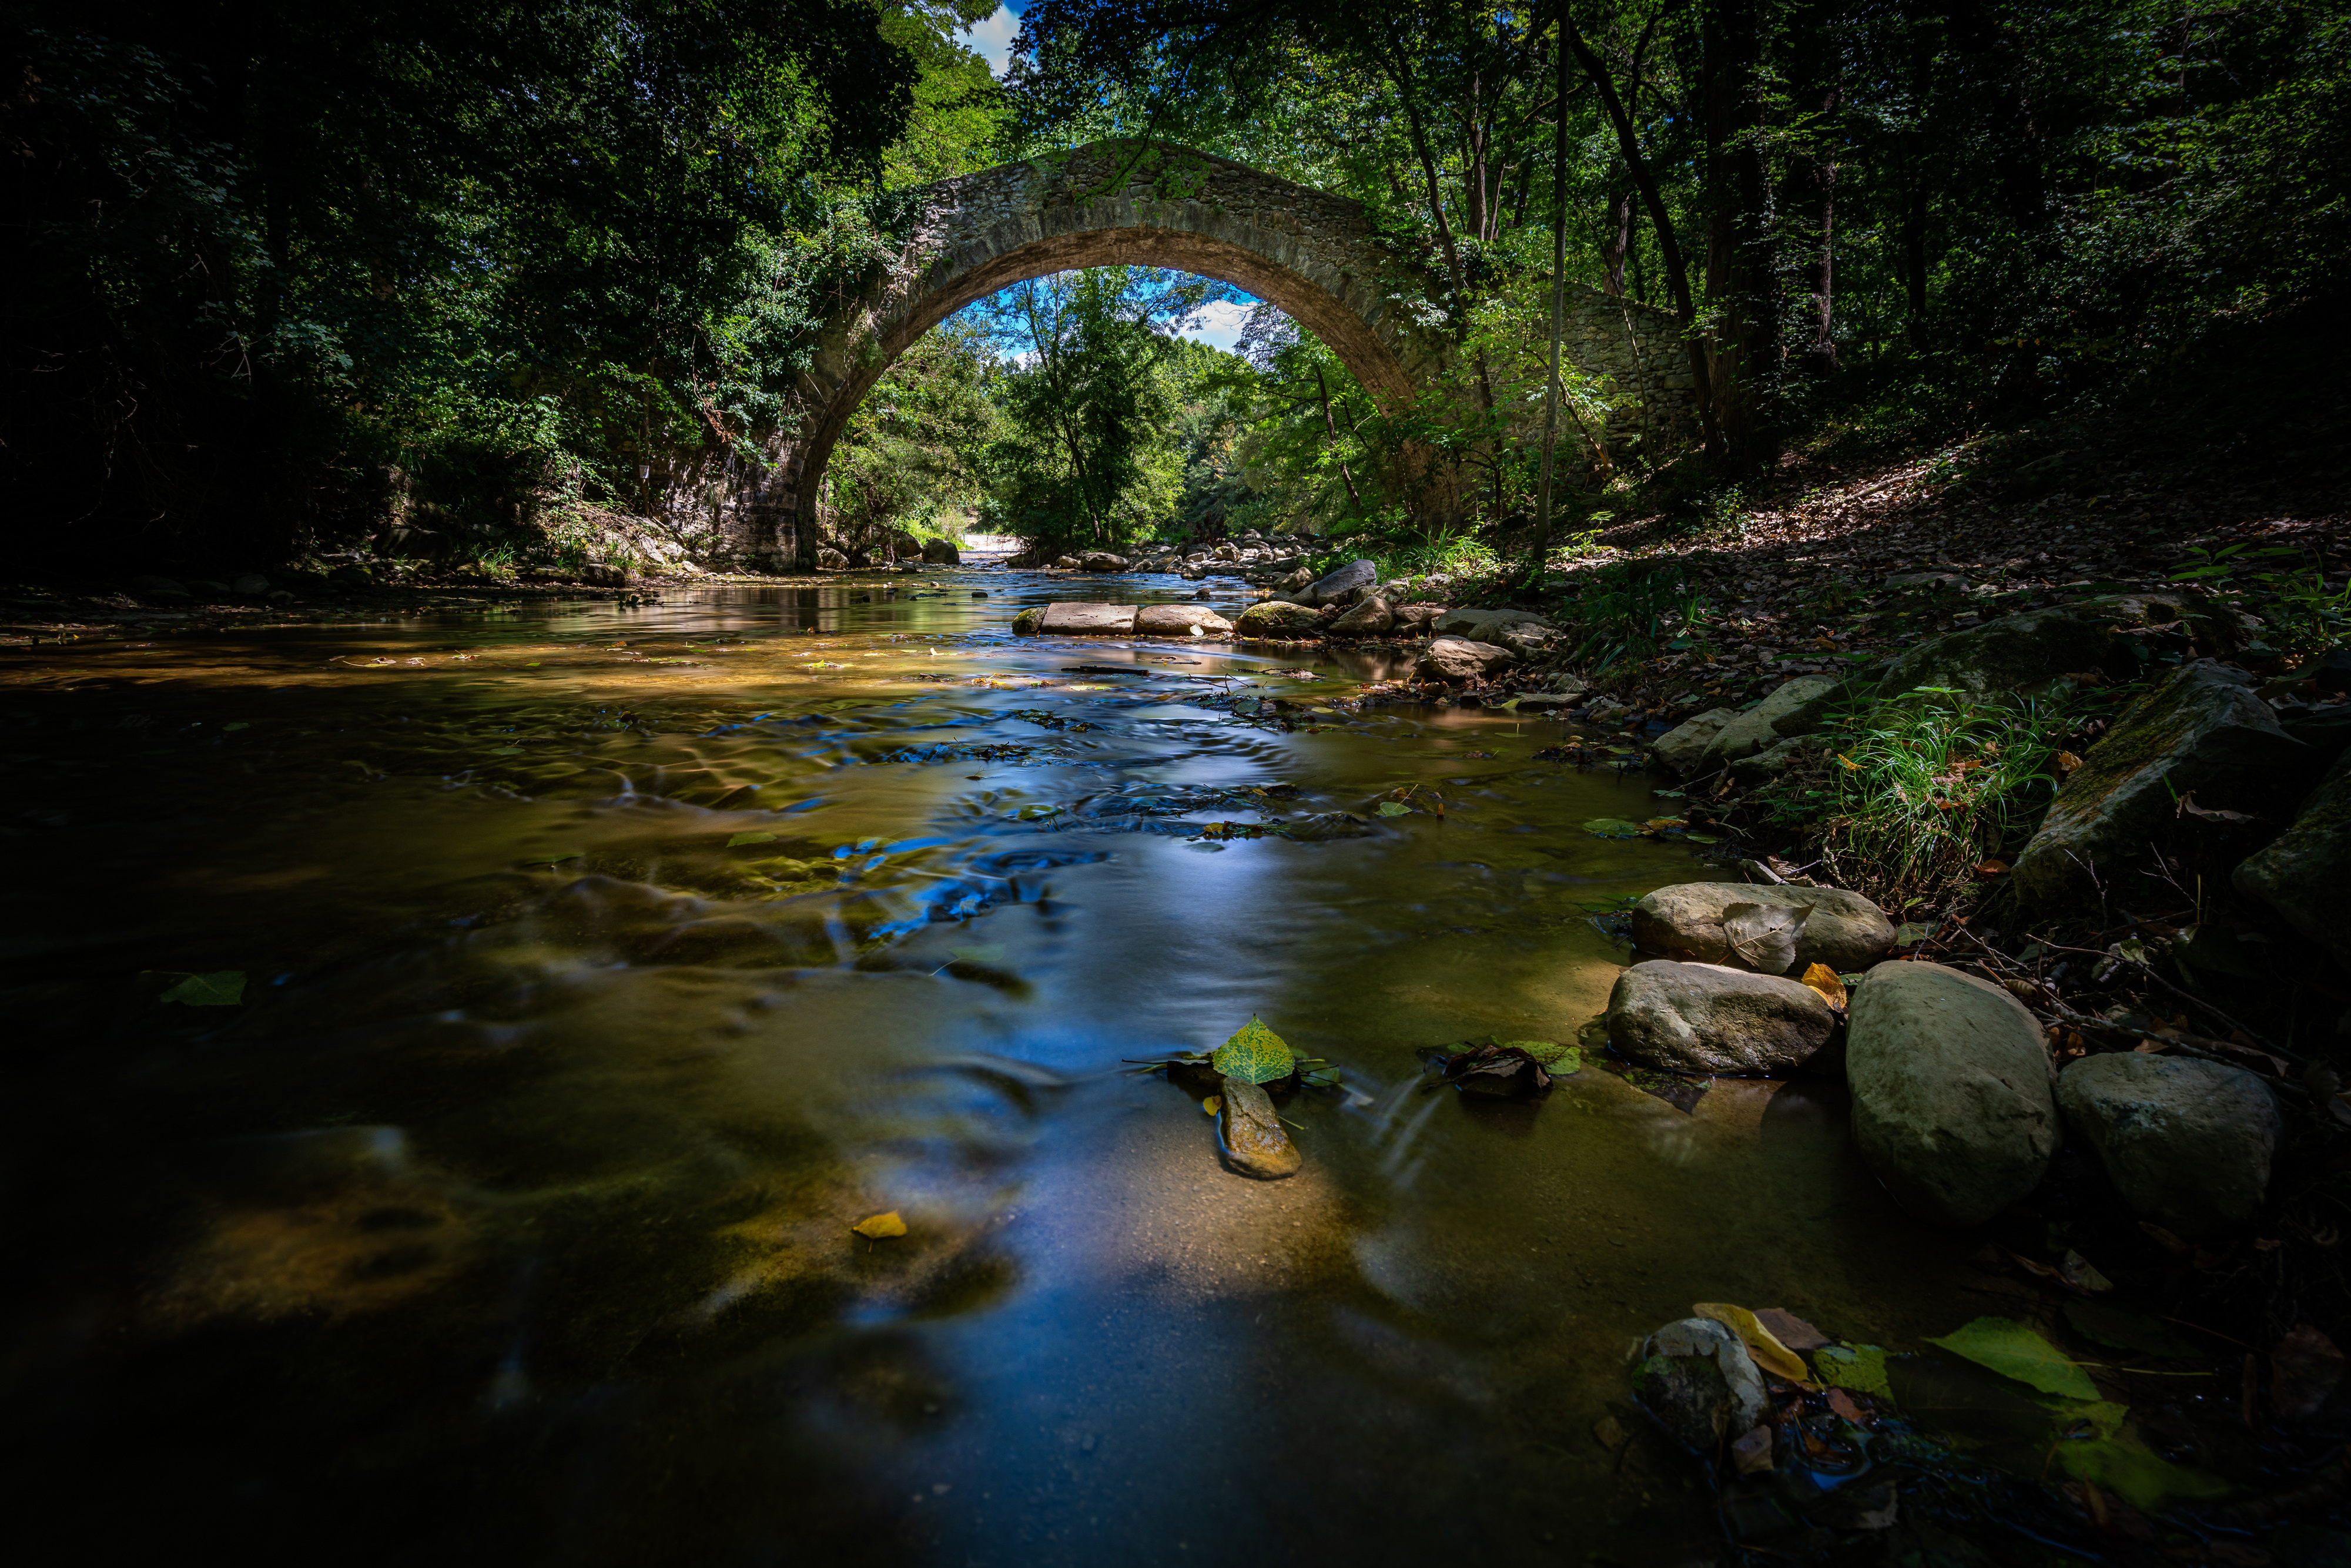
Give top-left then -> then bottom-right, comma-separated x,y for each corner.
1631,883 -> 1894,974
1846,960 -> 2058,1228
2011,660 -> 2314,912
2235,750 -> 2351,970
2057,1054 -> 2278,1239
1632,1317 -> 1770,1453
1234,601 -> 1321,638
1606,960 -> 1839,1076
1134,604 -> 1233,636
1699,674 -> 1843,769
1217,1076 -> 1301,1178
1416,635 -> 1515,683
1649,708 -> 1739,775
1286,812 -> 1372,841
1037,602 -> 1139,635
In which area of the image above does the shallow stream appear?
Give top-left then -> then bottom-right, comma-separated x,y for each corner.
0,570 -> 1977,1563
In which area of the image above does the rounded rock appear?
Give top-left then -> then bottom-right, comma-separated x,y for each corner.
1217,1076 -> 1301,1178
1846,960 -> 2058,1228
1631,883 -> 1894,975
1606,960 -> 1838,1076
2057,1053 -> 2278,1239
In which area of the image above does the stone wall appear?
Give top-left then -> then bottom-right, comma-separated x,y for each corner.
694,141 -> 1699,569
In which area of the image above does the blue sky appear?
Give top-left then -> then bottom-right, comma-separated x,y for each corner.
950,5 -> 1259,354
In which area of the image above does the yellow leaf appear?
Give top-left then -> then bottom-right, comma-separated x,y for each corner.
850,1211 -> 908,1239
2058,751 -> 2084,773
1799,963 -> 1848,1010
1201,1095 -> 1223,1116
1695,1302 -> 1816,1385
1837,753 -> 1860,771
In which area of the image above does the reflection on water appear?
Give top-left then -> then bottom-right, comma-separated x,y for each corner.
0,570 -> 1972,1563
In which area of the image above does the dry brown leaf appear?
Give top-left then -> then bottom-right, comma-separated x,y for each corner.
1754,1308 -> 1831,1350
1730,1424 -> 1775,1475
850,1210 -> 908,1239
1695,1302 -> 1816,1385
1973,857 -> 2010,877
2057,751 -> 2085,773
1826,1388 -> 1868,1423
1798,963 -> 1848,1010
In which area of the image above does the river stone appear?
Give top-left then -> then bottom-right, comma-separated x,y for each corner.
1327,596 -> 1395,635
1135,604 -> 1233,636
1632,883 -> 1894,974
1234,601 -> 1321,638
1287,811 -> 1372,841
1078,551 -> 1130,571
1846,960 -> 2059,1228
1217,1076 -> 1301,1178
1301,558 -> 1376,606
1606,961 -> 1838,1076
1038,602 -> 1138,635
1417,635 -> 1515,683
1434,605 -> 1556,642
2056,1053 -> 2279,1239
1649,708 -> 1739,775
1012,607 -> 1044,634
1392,604 -> 1445,629
922,538 -> 960,565
1871,592 -> 2244,699
817,547 -> 849,569
1632,1317 -> 1770,1453
1700,674 -> 1843,768
1729,737 -> 1809,786
2235,749 -> 2351,970
2012,659 -> 2316,913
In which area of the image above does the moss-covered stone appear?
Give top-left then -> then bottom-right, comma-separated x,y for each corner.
2235,750 -> 2351,969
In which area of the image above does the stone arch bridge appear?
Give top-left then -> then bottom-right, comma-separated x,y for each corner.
707,141 -> 1694,570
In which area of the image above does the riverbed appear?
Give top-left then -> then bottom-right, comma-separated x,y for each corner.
0,568 -> 1975,1563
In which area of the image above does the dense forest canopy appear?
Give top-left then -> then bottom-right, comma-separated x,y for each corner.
4,0 -> 2345,571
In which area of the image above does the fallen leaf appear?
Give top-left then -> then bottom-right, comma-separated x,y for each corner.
2177,791 -> 2260,825
1927,1316 -> 2099,1401
1729,1424 -> 1774,1475
1797,963 -> 1848,1009
1973,857 -> 2010,877
1891,920 -> 1937,947
1211,1017 -> 1295,1084
1376,800 -> 1413,817
2059,1249 -> 2113,1294
160,970 -> 246,1007
1754,1309 -> 1830,1350
2057,751 -> 2084,773
1722,903 -> 1809,973
1201,1095 -> 1223,1116
1695,1302 -> 1815,1384
850,1211 -> 908,1239
2272,1325 -> 2346,1420
1592,1413 -> 1627,1451
1813,1344 -> 1891,1399
1827,1388 -> 1869,1423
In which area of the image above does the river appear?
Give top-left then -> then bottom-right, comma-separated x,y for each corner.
0,568 -> 1974,1563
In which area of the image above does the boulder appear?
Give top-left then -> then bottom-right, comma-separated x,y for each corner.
1416,636 -> 1515,683
2012,660 -> 2316,913
1277,567 -> 1315,594
1135,604 -> 1233,636
1632,883 -> 1894,974
1697,674 -> 1843,768
1037,602 -> 1138,635
1327,597 -> 1396,636
1301,558 -> 1377,606
1649,708 -> 1740,775
1078,551 -> 1131,572
1846,960 -> 2059,1227
1605,960 -> 1839,1076
1870,592 -> 2243,700
1434,606 -> 1557,643
1631,1317 -> 1770,1453
817,547 -> 849,570
2234,750 -> 2351,970
1053,554 -> 1083,569
1234,601 -> 1322,638
1012,607 -> 1044,635
1729,737 -> 1809,787
2056,1053 -> 2278,1239
1392,604 -> 1446,629
922,538 -> 960,565
1217,1077 -> 1301,1178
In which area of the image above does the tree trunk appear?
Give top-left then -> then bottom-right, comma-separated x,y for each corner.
1601,189 -> 1633,299
1783,0 -> 1840,374
1311,364 -> 1365,514
1702,0 -> 1781,468
1528,4 -> 1571,585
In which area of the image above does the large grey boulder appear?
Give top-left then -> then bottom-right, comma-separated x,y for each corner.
1234,600 -> 1321,638
1077,551 -> 1131,572
2056,1053 -> 2278,1239
2012,660 -> 2315,913
1036,602 -> 1138,635
1632,883 -> 1894,974
1327,596 -> 1396,635
1134,604 -> 1232,636
1301,559 -> 1377,607
1606,960 -> 1838,1076
1416,636 -> 1515,683
1434,606 -> 1556,643
1846,960 -> 2059,1227
2235,749 -> 2351,970
1632,1317 -> 1770,1453
1649,708 -> 1740,775
1873,592 -> 2243,699
922,538 -> 960,565
1699,674 -> 1844,768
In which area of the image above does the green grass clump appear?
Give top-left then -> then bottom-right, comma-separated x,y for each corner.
1807,685 -> 2072,903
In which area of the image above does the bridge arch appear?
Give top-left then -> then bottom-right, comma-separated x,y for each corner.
716,141 -> 1693,569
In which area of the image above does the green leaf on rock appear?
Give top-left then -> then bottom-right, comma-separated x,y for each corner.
1813,1344 -> 1892,1400
1376,800 -> 1413,817
1928,1316 -> 2099,1401
160,970 -> 246,1007
1583,817 -> 1644,839
1512,1041 -> 1583,1075
1211,1017 -> 1294,1084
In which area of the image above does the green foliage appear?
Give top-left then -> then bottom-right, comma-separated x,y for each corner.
828,318 -> 1002,544
1209,1017 -> 1295,1084
1927,1316 -> 2100,1402
1807,685 -> 2071,901
1553,562 -> 1708,672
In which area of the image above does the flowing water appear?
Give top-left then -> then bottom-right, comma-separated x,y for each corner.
1,570 -> 1978,1563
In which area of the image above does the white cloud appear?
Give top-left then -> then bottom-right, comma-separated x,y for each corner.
1178,299 -> 1254,353
955,6 -> 1020,77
